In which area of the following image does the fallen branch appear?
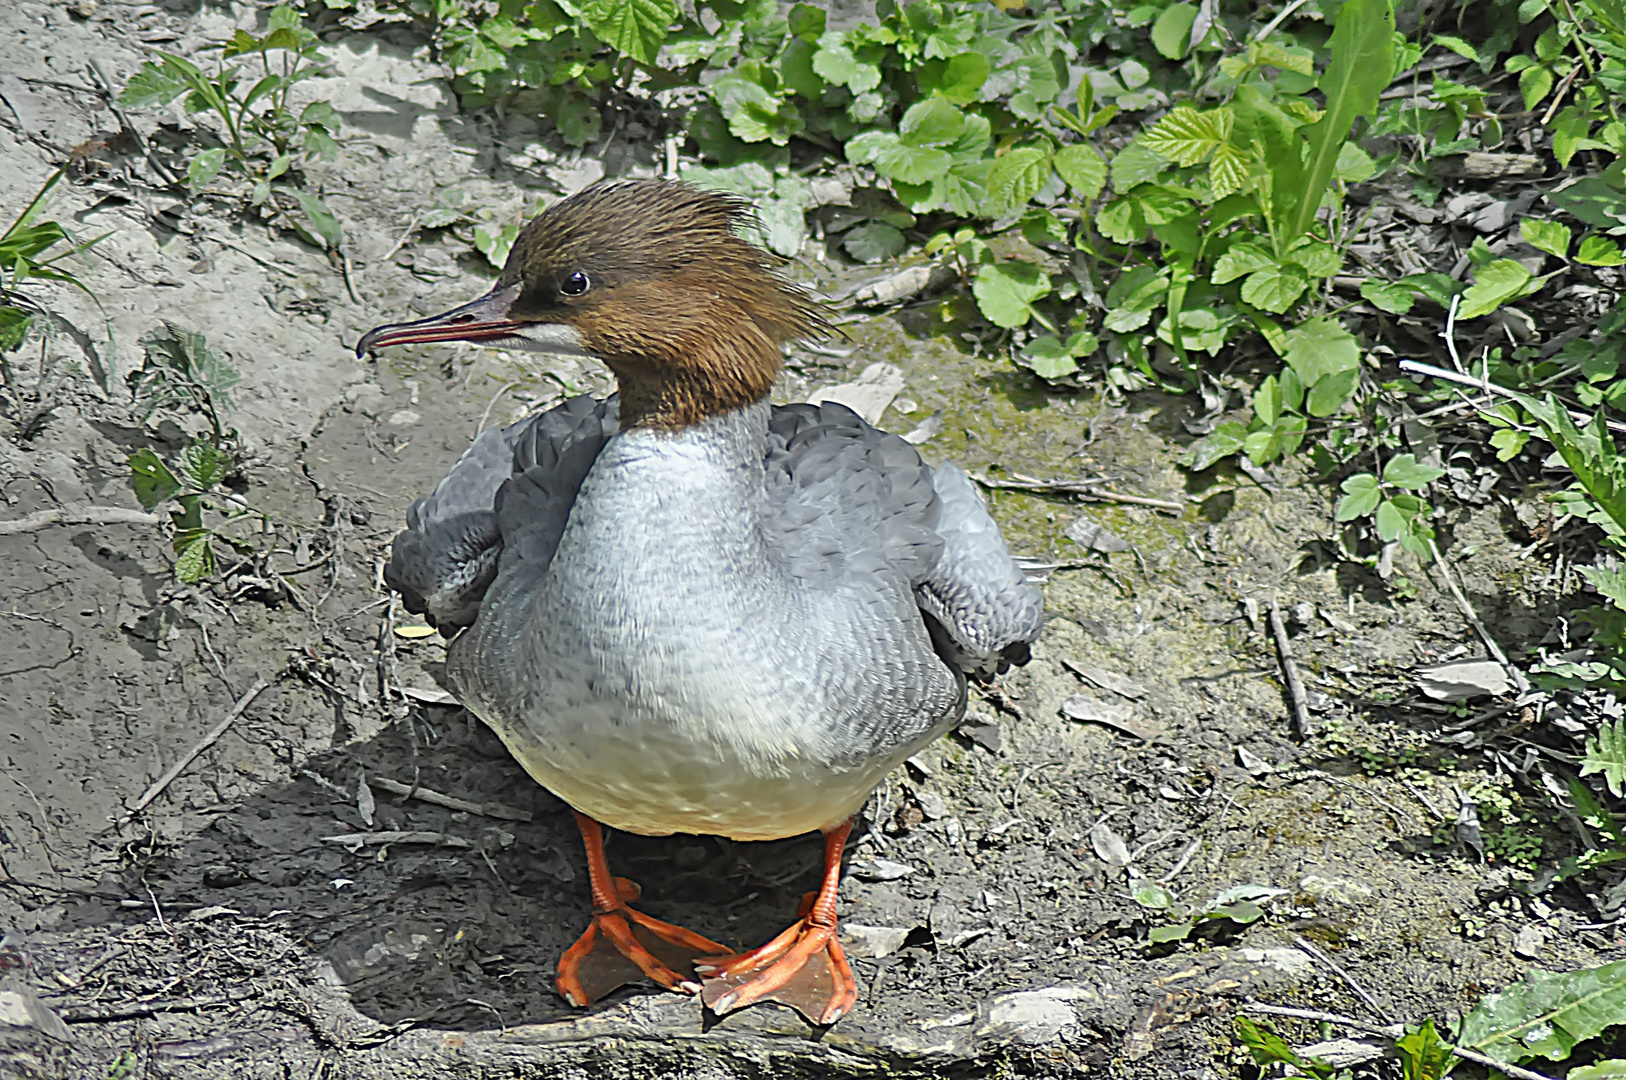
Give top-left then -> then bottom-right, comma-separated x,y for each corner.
120,679 -> 271,823
368,776 -> 532,822
970,473 -> 1184,514
1267,597 -> 1313,739
1399,358 -> 1626,436
0,505 -> 160,535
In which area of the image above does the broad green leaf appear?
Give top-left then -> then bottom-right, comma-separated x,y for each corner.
1519,64 -> 1555,111
1235,1017 -> 1321,1071
1149,922 -> 1192,944
1458,958 -> 1626,1062
172,530 -> 217,584
1212,241 -> 1276,285
1548,175 -> 1626,228
1109,141 -> 1168,193
1374,498 -> 1404,541
175,441 -> 232,491
1182,421 -> 1247,471
986,147 -> 1052,215
1020,335 -> 1079,379
1306,366 -> 1359,416
1460,258 -> 1533,319
842,222 -> 905,264
1209,142 -> 1252,199
1361,280 -> 1415,314
1254,374 -> 1282,427
1400,271 -> 1466,308
1286,238 -> 1341,277
1578,235 -> 1626,266
1052,145 -> 1106,200
1384,453 -> 1446,489
1020,207 -> 1068,247
1141,106 -> 1234,167
756,196 -> 806,257
1432,34 -> 1480,62
813,32 -> 881,94
1490,427 -> 1529,461
972,260 -> 1051,328
1240,263 -> 1309,313
187,147 -> 227,188
1283,316 -> 1359,386
1570,1061 -> 1626,1080
1583,564 -> 1626,611
129,448 -> 183,510
1337,473 -> 1382,520
1521,218 -> 1572,260
474,223 -> 520,269
899,95 -> 966,147
579,0 -> 678,64
1334,142 -> 1376,183
555,94 -> 602,145
1151,2 -> 1198,59
1272,0 -> 1395,244
1584,718 -> 1626,796
1095,198 -> 1142,244
1131,881 -> 1175,910
291,192 -> 341,249
875,140 -> 951,184
922,52 -> 988,105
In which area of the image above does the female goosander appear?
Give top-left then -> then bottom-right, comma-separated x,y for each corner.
357,180 -> 1043,1026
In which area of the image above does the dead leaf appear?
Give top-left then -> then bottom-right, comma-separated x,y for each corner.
1063,658 -> 1148,699
806,362 -> 905,424
1416,660 -> 1510,701
1065,514 -> 1131,553
1061,694 -> 1161,741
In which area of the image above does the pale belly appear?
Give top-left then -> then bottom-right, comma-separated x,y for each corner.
472,699 -> 897,840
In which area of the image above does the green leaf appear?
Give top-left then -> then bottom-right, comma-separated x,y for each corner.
292,192 -> 342,250
875,139 -> 952,184
1141,106 -> 1234,167
1052,145 -> 1106,200
186,147 -> 227,188
1583,563 -> 1626,610
1020,334 -> 1082,379
1570,1061 -> 1626,1080
986,147 -> 1052,215
473,223 -> 519,269
1254,375 -> 1282,427
1131,881 -> 1175,910
920,52 -> 988,105
1286,238 -> 1342,277
0,307 -> 33,352
118,60 -> 191,109
1384,452 -> 1445,489
1240,263 -> 1309,313
1182,421 -> 1247,471
1491,427 -> 1530,461
1109,141 -> 1168,193
1148,922 -> 1193,944
1458,958 -> 1626,1063
1432,34 -> 1480,62
1584,718 -> 1626,797
129,448 -> 183,510
1395,1019 -> 1454,1080
1374,498 -> 1405,541
1361,279 -> 1415,314
1209,142 -> 1253,199
1235,1017 -> 1321,1072
1400,271 -> 1465,308
1578,235 -> 1626,266
1334,141 -> 1376,183
1151,2 -> 1198,59
1272,0 -> 1395,244
899,95 -> 966,147
1306,366 -> 1359,416
1283,316 -> 1360,386
842,222 -> 905,264
813,32 -> 881,94
1521,218 -> 1572,260
1460,258 -> 1533,319
175,440 -> 231,491
555,93 -> 602,145
1337,473 -> 1382,520
972,260 -> 1051,328
579,0 -> 678,64
172,530 -> 217,584
1212,241 -> 1276,285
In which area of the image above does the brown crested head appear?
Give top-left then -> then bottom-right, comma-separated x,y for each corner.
357,180 -> 826,429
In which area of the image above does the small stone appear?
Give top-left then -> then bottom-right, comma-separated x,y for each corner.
387,409 -> 421,427
916,790 -> 949,820
842,924 -> 910,958
1298,873 -> 1374,907
976,991 -> 1078,1046
851,857 -> 915,882
1513,925 -> 1544,959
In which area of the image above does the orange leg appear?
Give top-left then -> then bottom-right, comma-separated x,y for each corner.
556,810 -> 727,1007
696,819 -> 859,1026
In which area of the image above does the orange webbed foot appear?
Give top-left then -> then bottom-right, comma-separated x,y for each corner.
556,875 -> 729,1006
696,890 -> 859,1026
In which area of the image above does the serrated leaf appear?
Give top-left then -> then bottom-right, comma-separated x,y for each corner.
972,260 -> 1051,328
1109,141 -> 1167,193
1283,316 -> 1360,386
1241,263 -> 1309,313
899,95 -> 966,148
1286,238 -> 1342,277
1212,242 -> 1276,285
1583,563 -> 1626,610
1395,1019 -> 1454,1080
579,0 -> 678,64
813,32 -> 881,94
1458,958 -> 1626,1063
1337,473 -> 1382,520
1521,218 -> 1572,260
1209,142 -> 1252,199
1182,421 -> 1248,471
1306,365 -> 1358,416
1578,235 -> 1626,266
118,60 -> 191,109
1361,279 -> 1415,314
172,530 -> 216,583
1584,719 -> 1626,797
175,441 -> 231,491
1460,258 -> 1533,319
1053,145 -> 1106,200
1384,452 -> 1447,489
986,147 -> 1052,215
1142,106 -> 1234,167
128,448 -> 182,510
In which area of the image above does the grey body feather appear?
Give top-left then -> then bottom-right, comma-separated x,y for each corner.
387,394 -> 1042,840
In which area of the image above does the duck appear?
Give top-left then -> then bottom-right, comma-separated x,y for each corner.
357,179 -> 1044,1026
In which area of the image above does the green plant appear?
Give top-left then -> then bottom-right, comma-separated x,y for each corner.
1233,1016 -> 1344,1080
119,4 -> 341,241
1334,452 -> 1446,560
126,324 -> 257,583
1135,882 -> 1279,949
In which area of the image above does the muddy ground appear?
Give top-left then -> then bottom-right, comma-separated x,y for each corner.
0,1 -> 1617,1077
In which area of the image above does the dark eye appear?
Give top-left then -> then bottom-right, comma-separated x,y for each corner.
559,270 -> 591,297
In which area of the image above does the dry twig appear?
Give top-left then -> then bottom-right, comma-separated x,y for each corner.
367,776 -> 532,822
0,505 -> 159,534
1291,933 -> 1390,1022
120,679 -> 271,823
969,473 -> 1183,514
1267,597 -> 1313,738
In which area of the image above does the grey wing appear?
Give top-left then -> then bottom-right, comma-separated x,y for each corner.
763,402 -> 1042,680
914,463 -> 1045,679
384,394 -> 617,629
